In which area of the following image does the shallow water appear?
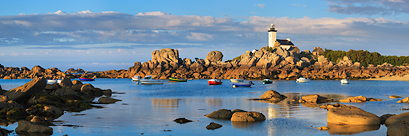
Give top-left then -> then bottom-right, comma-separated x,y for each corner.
1,79 -> 409,136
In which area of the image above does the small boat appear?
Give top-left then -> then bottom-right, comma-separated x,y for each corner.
230,79 -> 244,83
140,75 -> 163,85
296,77 -> 310,83
169,77 -> 187,82
341,79 -> 349,84
79,77 -> 95,81
132,75 -> 141,81
232,81 -> 254,88
263,79 -> 273,84
208,79 -> 222,85
47,79 -> 61,84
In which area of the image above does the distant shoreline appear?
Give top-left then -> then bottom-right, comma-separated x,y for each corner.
366,74 -> 409,81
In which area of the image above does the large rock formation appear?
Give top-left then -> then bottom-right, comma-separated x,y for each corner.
205,51 -> 223,62
4,77 -> 46,103
327,105 -> 380,125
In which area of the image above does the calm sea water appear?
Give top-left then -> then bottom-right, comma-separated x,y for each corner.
1,79 -> 409,136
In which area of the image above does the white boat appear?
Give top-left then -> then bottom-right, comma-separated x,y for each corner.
140,75 -> 163,85
296,77 -> 310,83
341,79 -> 349,84
47,79 -> 61,84
230,79 -> 244,83
132,75 -> 141,81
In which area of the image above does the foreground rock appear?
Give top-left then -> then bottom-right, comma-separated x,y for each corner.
248,90 -> 287,103
231,111 -> 266,122
387,120 -> 409,136
4,77 -> 46,103
206,122 -> 222,130
385,112 -> 409,127
327,105 -> 380,125
15,120 -> 52,134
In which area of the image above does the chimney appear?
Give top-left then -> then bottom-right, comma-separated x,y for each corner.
286,38 -> 290,41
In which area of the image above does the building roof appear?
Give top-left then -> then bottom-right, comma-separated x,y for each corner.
276,39 -> 294,45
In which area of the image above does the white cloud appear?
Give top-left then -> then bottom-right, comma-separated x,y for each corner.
137,11 -> 170,16
186,32 -> 213,41
258,4 -> 266,8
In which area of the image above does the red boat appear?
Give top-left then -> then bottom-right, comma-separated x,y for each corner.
79,77 -> 95,81
208,79 -> 222,85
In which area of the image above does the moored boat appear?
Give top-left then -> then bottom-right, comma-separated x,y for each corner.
230,79 -> 244,83
132,75 -> 141,81
47,79 -> 61,84
208,79 -> 222,85
140,75 -> 163,85
232,81 -> 254,88
341,79 -> 349,84
296,77 -> 310,83
79,77 -> 95,81
169,77 -> 187,82
263,79 -> 273,84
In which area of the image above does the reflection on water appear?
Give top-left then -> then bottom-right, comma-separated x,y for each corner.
327,123 -> 380,135
2,79 -> 409,135
151,98 -> 180,108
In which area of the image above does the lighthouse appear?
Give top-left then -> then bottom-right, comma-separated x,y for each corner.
268,23 -> 277,47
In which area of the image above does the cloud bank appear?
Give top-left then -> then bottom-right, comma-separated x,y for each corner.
1,10 -> 408,50
326,0 -> 409,15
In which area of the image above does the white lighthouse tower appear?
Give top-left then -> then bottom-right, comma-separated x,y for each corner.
268,23 -> 277,47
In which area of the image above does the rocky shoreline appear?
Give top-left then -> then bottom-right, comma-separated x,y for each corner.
1,47 -> 409,80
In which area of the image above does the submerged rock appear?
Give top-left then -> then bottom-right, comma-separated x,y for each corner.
98,97 -> 121,104
206,122 -> 222,130
173,118 -> 192,124
205,109 -> 233,120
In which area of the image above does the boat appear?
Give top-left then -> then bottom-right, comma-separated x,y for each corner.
230,79 -> 244,83
263,79 -> 273,84
132,75 -> 141,81
296,77 -> 310,83
208,79 -> 222,85
47,79 -> 61,84
169,77 -> 187,82
79,77 -> 95,81
232,81 -> 254,88
341,79 -> 349,84
140,75 -> 163,85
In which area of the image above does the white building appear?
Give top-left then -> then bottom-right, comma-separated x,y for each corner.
268,23 -> 294,50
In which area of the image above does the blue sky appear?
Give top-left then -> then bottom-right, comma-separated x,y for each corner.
1,0 -> 409,71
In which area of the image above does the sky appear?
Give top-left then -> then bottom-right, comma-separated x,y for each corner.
1,0 -> 409,71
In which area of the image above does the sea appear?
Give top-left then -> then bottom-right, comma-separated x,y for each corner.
1,79 -> 409,136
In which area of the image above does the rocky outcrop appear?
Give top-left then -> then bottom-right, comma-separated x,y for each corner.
339,96 -> 367,103
206,51 -> 223,62
173,118 -> 192,124
299,94 -> 333,103
327,105 -> 380,125
397,97 -> 409,103
249,90 -> 287,103
4,77 -> 46,103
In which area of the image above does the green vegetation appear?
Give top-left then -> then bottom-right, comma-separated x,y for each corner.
323,49 -> 409,67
